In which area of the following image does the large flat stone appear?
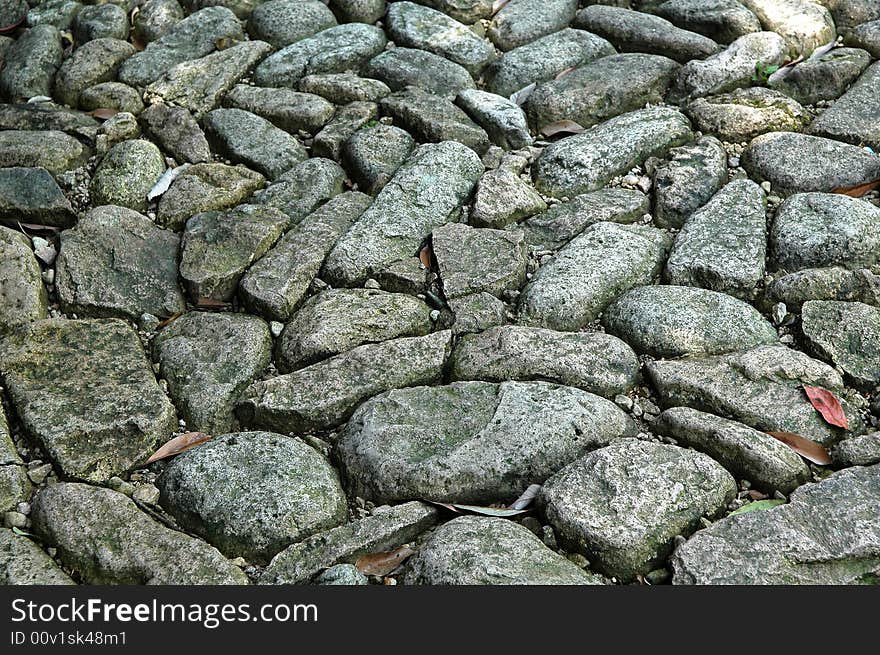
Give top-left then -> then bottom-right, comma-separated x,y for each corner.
0,226 -> 47,334
808,61 -> 880,151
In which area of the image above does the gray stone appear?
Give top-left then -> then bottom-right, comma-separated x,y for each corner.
180,203 -> 289,302
433,222 -> 527,298
329,0 -> 386,24
339,380 -> 636,503
407,0 -> 492,24
832,432 -> 880,467
656,407 -> 810,494
32,483 -> 247,584
0,102 -> 98,135
385,1 -> 495,75
450,325 -> 639,398
54,38 -> 135,108
646,345 -> 859,445
0,319 -> 177,481
738,0 -> 835,58
158,432 -> 346,563
204,108 -> 307,180
603,285 -> 777,358
448,292 -> 508,335
654,0 -> 761,44
154,312 -> 272,433
539,439 -> 737,581
139,103 -> 211,165
299,72 -> 391,104
276,289 -> 432,372
376,257 -> 429,295
770,193 -> 880,272
315,564 -> 368,585
253,23 -> 387,88
404,516 -> 603,585
237,331 -> 452,433
525,53 -> 679,131
55,206 -> 185,321
0,25 -> 62,102
0,0 -> 26,29
802,300 -> 880,390
516,188 -> 649,250
0,226 -> 47,333
262,501 -> 438,584
239,192 -> 371,322
518,222 -> 671,331
767,267 -> 880,310
665,179 -> 767,300
653,136 -> 727,229
255,157 -> 346,222
72,3 -> 128,43
456,89 -> 531,150
471,168 -> 546,228
484,28 -> 616,98
25,0 -> 81,31
145,40 -> 272,119
668,31 -> 786,102
380,87 -> 490,155
90,139 -> 164,211
324,141 -> 482,286
769,47 -> 871,106
0,167 -> 75,227
224,85 -> 336,134
118,7 -> 244,88
312,101 -> 377,160
671,464 -> 880,584
574,5 -> 719,63
156,162 -> 264,230
80,81 -> 145,114
185,0 -> 259,19
0,129 -> 89,177
686,87 -> 808,143
488,0 -> 577,52
0,529 -> 75,585
364,47 -> 475,98
133,0 -> 184,44
533,107 -> 693,198
341,124 -> 415,196
247,0 -> 337,48
821,0 -> 880,30
742,131 -> 880,197
808,61 -> 880,150
844,19 -> 880,58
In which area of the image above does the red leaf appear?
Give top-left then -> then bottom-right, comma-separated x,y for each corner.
832,179 -> 880,198
355,546 -> 415,576
803,385 -> 849,428
146,432 -> 212,463
540,120 -> 587,137
766,431 -> 832,465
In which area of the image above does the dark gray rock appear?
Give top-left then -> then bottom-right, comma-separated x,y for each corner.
0,102 -> 98,135
407,0 -> 492,24
832,432 -> 880,467
237,331 -> 452,433
247,0 -> 337,48
767,267 -> 880,310
518,222 -> 671,331
311,101 -> 376,159
471,168 -> 546,228
0,167 -> 74,227
224,84 -> 336,134
456,89 -> 531,150
655,407 -> 810,494
55,205 -> 185,321
32,483 -> 247,584
0,226 -> 47,333
90,139 -> 164,211
665,180 -> 766,300
686,87 -> 808,142
0,528 -> 75,585
298,72 -> 391,104
364,47 -> 475,98
654,0 -> 761,44
488,0 -> 577,52
822,0 -> 880,30
341,124 -> 415,196
254,157 -> 346,222
154,312 -> 272,433
140,102 -> 211,164
133,0 -> 184,44
802,300 -> 880,390
0,129 -> 90,177
329,0 -> 386,24
769,46 -> 870,105
0,25 -> 62,101
54,38 -> 135,108
808,61 -> 880,150
0,319 -> 177,481
539,439 -> 736,581
72,3 -> 128,43
339,380 -> 636,503
671,464 -> 880,584
844,19 -> 880,58
653,136 -> 727,229
80,81 -> 145,114
25,0 -> 81,31
158,432 -> 346,563
449,292 -> 508,335
450,325 -> 639,398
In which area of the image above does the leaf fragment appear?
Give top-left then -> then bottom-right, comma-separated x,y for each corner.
87,108 -> 118,120
195,298 -> 232,310
146,432 -> 212,463
147,164 -> 190,201
509,483 -> 541,510
803,385 -> 849,428
554,66 -> 575,80
418,244 -> 433,269
728,499 -> 785,517
355,546 -> 415,576
540,120 -> 586,137
492,0 -> 511,15
832,178 -> 880,198
12,526 -> 35,537
509,82 -> 536,106
766,431 -> 832,465
425,500 -> 530,517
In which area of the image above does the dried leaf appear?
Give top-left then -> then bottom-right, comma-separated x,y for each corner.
803,385 -> 849,428
26,95 -> 53,104
492,0 -> 511,14
147,164 -> 190,201
509,82 -> 536,106
766,431 -> 832,465
540,120 -> 587,137
425,500 -> 529,517
554,66 -> 575,80
195,298 -> 232,310
11,526 -> 35,537
729,499 -> 785,517
87,108 -> 118,120
131,37 -> 146,52
833,178 -> 880,198
747,489 -> 769,501
509,483 -> 541,510
418,244 -> 433,269
0,17 -> 24,34
355,546 -> 415,576
146,432 -> 212,464
156,312 -> 183,329
807,39 -> 836,61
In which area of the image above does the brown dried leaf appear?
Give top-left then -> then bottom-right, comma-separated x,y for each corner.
146,432 -> 212,464
355,546 -> 415,576
766,431 -> 832,465
418,244 -> 433,269
540,120 -> 587,137
832,178 -> 880,198
156,312 -> 183,329
87,108 -> 118,120
554,66 -> 575,80
195,298 -> 232,310
803,385 -> 849,429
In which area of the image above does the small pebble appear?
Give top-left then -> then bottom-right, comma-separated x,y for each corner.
131,483 -> 160,505
27,463 -> 53,485
269,321 -> 284,338
3,511 -> 28,529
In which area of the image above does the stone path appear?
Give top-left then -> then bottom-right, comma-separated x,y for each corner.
1,0 -> 879,586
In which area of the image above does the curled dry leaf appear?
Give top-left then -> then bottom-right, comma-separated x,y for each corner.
156,312 -> 183,329
418,244 -> 433,269
540,120 -> 587,137
803,385 -> 848,429
147,164 -> 190,201
492,0 -> 511,15
766,431 -> 832,465
509,82 -> 536,106
833,178 -> 880,198
146,432 -> 212,464
425,500 -> 530,517
554,66 -> 575,80
355,546 -> 415,576
87,108 -> 118,120
510,483 -> 541,510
